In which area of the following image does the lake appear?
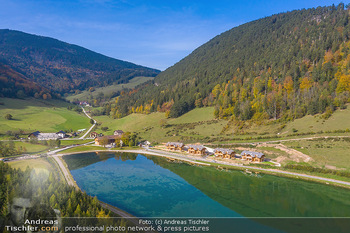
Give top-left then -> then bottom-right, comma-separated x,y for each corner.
63,152 -> 350,232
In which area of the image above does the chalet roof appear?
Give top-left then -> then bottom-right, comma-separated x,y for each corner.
57,131 -> 66,134
188,145 -> 206,151
214,148 -> 235,154
114,130 -> 124,133
166,142 -> 184,147
241,150 -> 265,158
29,131 -> 41,137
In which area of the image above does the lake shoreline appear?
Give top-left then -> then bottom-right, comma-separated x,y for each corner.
56,148 -> 350,190
53,153 -> 142,221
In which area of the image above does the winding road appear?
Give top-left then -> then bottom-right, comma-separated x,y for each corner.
79,106 -> 96,139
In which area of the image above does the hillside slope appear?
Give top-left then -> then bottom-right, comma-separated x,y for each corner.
0,62 -> 50,98
114,4 -> 350,121
0,29 -> 160,93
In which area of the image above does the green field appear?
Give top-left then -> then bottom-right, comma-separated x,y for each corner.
13,141 -> 50,154
60,139 -> 94,146
8,157 -> 54,172
58,145 -> 107,154
66,76 -> 154,102
94,107 -> 227,143
93,105 -> 350,144
282,138 -> 350,170
0,98 -> 90,134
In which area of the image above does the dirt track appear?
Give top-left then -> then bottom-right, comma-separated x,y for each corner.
257,143 -> 312,162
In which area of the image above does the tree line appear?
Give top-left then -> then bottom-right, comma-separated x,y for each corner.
102,4 -> 350,123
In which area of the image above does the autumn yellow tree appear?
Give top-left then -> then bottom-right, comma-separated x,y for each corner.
283,76 -> 294,94
336,74 -> 350,93
300,77 -> 313,91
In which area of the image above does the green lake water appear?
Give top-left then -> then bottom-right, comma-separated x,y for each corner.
63,152 -> 350,232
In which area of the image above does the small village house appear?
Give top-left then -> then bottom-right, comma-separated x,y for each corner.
95,135 -> 121,146
240,151 -> 265,162
28,131 -> 66,140
166,142 -> 184,152
28,131 -> 40,139
214,148 -> 236,159
187,145 -> 207,155
90,132 -> 98,138
114,130 -> 124,136
56,131 -> 66,139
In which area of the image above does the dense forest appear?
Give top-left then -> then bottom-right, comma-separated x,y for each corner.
0,63 -> 53,99
0,29 -> 160,94
110,4 -> 350,122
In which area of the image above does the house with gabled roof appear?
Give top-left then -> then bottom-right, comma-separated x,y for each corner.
90,132 -> 98,138
214,148 -> 236,159
56,131 -> 66,138
95,135 -> 121,146
28,131 -> 41,139
187,145 -> 207,155
114,130 -> 124,136
166,142 -> 184,152
241,151 -> 265,162
28,131 -> 66,140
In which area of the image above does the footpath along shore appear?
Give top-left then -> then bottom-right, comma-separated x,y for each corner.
55,147 -> 350,189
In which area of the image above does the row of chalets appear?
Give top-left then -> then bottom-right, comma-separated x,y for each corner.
165,142 -> 265,163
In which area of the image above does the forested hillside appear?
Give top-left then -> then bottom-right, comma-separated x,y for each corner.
113,4 -> 350,121
0,29 -> 160,94
0,63 -> 52,99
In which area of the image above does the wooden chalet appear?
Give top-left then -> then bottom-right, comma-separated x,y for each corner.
166,142 -> 184,152
187,145 -> 207,155
240,151 -> 265,162
95,135 -> 121,145
214,148 -> 236,159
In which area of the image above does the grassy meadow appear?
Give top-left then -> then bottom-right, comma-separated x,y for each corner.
66,76 -> 154,102
8,157 -> 64,181
94,107 -> 227,143
0,98 -> 90,135
60,139 -> 94,146
13,141 -> 50,154
8,157 -> 54,171
223,105 -> 350,137
93,105 -> 350,145
282,138 -> 350,170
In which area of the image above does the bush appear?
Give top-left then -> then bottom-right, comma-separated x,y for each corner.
4,114 -> 13,120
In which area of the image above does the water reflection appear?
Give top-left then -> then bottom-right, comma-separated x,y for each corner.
63,152 -> 350,218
